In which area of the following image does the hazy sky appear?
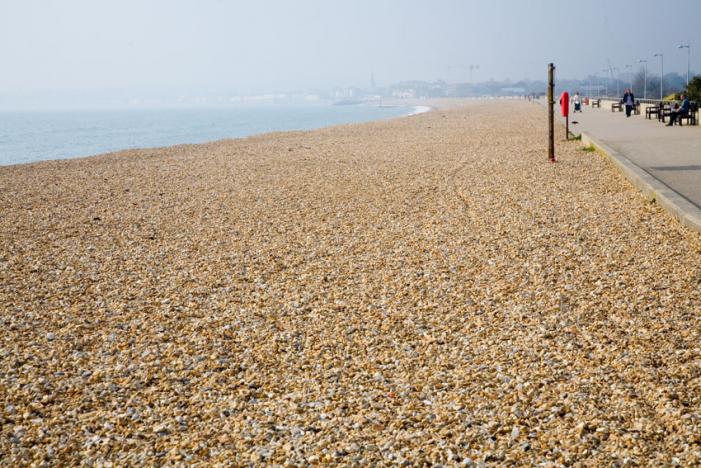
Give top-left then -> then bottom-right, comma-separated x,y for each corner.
1,0 -> 699,94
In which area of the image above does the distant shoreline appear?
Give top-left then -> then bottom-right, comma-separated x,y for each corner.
408,105 -> 432,116
0,103 -> 424,167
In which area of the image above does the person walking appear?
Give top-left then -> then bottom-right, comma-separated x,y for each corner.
622,88 -> 635,117
573,92 -> 582,112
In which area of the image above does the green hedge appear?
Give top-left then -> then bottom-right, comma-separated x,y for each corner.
686,76 -> 701,102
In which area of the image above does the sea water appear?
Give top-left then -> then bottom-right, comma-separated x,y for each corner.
0,104 -> 423,166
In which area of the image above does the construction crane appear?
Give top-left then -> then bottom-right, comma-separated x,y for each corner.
447,64 -> 480,83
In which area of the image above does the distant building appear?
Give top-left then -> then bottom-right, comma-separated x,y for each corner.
390,80 -> 450,99
500,87 -> 526,95
332,87 -> 363,100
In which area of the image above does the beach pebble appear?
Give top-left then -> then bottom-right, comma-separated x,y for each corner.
1,101 -> 700,465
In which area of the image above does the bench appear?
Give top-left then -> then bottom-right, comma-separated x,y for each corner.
611,102 -> 622,112
679,102 -> 699,125
678,102 -> 699,126
661,104 -> 674,123
646,103 -> 661,119
591,99 -> 601,108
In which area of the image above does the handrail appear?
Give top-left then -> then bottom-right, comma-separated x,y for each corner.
594,96 -> 694,105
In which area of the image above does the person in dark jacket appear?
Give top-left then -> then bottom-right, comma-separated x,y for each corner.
667,94 -> 690,126
622,89 -> 635,117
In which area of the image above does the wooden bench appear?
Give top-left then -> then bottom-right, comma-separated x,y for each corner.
611,102 -> 622,112
646,103 -> 661,119
678,102 -> 699,126
661,104 -> 674,123
591,99 -> 601,108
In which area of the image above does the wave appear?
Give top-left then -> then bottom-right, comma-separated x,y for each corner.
408,105 -> 432,116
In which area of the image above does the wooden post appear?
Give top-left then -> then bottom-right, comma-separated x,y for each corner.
548,63 -> 555,162
566,114 -> 569,141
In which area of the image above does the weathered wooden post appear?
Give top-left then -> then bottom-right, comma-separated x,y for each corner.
548,63 -> 556,162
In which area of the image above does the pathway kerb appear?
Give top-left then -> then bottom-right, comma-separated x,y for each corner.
580,131 -> 701,234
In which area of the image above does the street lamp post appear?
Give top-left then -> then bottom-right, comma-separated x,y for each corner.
639,59 -> 648,99
595,73 -> 600,97
678,44 -> 690,88
602,69 -> 609,97
654,53 -> 664,100
588,76 -> 592,98
468,64 -> 479,84
612,67 -> 620,97
595,74 -> 599,98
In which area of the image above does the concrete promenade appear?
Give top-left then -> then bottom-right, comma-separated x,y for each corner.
565,103 -> 701,232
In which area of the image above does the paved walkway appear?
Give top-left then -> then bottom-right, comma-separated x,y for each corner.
558,104 -> 701,232
569,106 -> 701,209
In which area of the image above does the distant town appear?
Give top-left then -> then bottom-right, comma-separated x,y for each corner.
0,70 -> 694,110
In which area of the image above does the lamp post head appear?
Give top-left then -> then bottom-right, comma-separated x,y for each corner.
654,53 -> 663,57
678,44 -> 690,49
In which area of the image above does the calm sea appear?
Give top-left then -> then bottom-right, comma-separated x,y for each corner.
0,104 -> 418,166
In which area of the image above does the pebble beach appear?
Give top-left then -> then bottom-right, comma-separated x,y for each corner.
2,101 -> 701,465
